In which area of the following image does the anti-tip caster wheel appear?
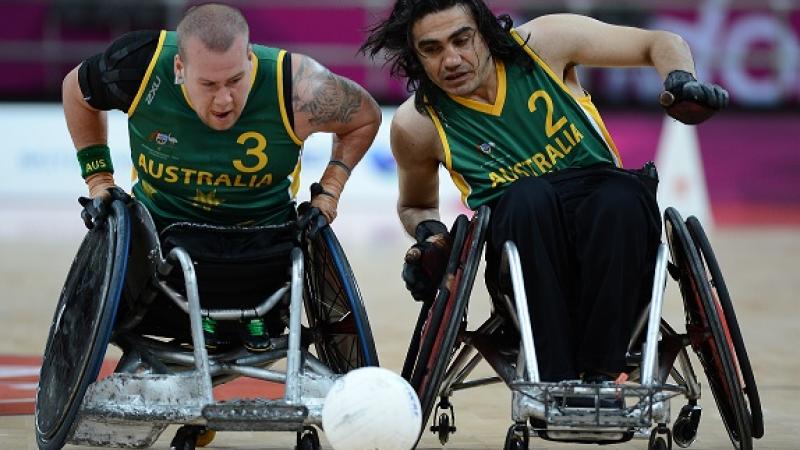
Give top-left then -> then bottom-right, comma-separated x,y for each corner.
296,426 -> 320,450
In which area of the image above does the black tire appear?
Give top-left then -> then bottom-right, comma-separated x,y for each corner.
503,424 -> 530,450
406,206 -> 491,439
649,436 -> 669,450
296,427 -> 320,450
685,216 -> 764,439
35,200 -> 131,450
303,225 -> 378,373
664,207 -> 752,450
402,214 -> 469,384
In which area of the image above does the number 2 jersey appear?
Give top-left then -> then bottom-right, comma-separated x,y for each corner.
427,29 -> 623,210
80,30 -> 302,228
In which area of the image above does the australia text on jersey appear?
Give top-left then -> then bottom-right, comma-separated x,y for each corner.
136,153 -> 274,189
487,121 -> 584,188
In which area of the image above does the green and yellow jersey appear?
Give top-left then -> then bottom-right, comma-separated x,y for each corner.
427,29 -> 622,210
127,31 -> 303,229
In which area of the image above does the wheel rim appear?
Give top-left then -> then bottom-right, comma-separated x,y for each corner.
35,201 -> 130,449
664,208 -> 752,450
685,216 -> 763,439
303,226 -> 377,373
411,207 -> 490,433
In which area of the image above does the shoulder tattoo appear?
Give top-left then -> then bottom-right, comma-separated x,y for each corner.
293,57 -> 362,125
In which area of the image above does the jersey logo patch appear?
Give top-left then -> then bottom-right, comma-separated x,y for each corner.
148,130 -> 178,147
477,141 -> 497,155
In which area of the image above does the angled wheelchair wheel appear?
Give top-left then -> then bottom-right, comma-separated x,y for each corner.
686,216 -> 763,439
404,206 -> 491,435
303,225 -> 378,373
664,207 -> 752,450
35,200 -> 131,450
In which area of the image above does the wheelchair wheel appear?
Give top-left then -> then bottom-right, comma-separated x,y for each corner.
405,206 -> 491,436
303,225 -> 378,373
686,216 -> 763,439
35,200 -> 131,450
664,207 -> 752,450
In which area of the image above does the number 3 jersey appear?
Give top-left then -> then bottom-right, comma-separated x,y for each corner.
127,31 -> 302,228
427,29 -> 623,210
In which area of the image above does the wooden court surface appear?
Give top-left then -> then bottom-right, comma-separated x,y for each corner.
1,227 -> 798,449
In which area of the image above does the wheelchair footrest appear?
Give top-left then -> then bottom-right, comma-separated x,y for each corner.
203,399 -> 308,431
512,381 -> 682,429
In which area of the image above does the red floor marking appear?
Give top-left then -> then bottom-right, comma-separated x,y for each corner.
0,355 -> 284,416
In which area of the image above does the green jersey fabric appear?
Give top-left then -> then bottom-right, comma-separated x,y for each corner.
428,29 -> 622,209
127,31 -> 303,229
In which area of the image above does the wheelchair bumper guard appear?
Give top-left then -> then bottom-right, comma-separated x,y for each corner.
67,372 -> 208,448
511,381 -> 684,439
66,370 -> 335,447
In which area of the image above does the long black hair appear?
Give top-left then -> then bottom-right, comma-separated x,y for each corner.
360,0 -> 531,112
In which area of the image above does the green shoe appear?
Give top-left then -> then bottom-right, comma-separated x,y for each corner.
202,317 -> 227,350
241,318 -> 271,352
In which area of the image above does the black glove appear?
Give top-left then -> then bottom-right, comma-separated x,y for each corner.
296,188 -> 329,240
78,186 -> 131,229
402,220 -> 452,301
660,70 -> 729,125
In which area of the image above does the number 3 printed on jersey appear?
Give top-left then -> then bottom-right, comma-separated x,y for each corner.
234,131 -> 268,173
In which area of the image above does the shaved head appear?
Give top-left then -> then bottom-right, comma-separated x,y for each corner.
177,3 -> 250,60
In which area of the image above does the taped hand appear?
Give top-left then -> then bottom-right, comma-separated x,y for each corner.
402,220 -> 452,301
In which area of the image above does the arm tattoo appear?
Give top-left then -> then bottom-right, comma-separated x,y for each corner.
293,57 -> 362,125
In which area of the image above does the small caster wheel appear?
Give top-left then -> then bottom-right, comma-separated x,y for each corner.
432,412 -> 457,445
196,428 -> 216,447
503,423 -> 529,450
170,425 -> 206,450
296,426 -> 320,450
430,396 -> 457,445
673,404 -> 701,448
649,425 -> 673,450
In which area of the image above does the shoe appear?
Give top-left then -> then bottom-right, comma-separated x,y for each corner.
581,371 -> 617,384
202,317 -> 228,350
241,318 -> 271,352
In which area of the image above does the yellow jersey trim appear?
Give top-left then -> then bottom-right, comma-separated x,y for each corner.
277,50 -> 303,146
289,157 -> 302,198
128,30 -> 167,117
180,83 -> 193,109
426,106 -> 471,206
249,50 -> 259,90
510,29 -> 590,102
577,96 -> 622,166
447,61 -> 507,116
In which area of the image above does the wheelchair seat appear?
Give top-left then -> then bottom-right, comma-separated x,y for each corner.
121,220 -> 297,345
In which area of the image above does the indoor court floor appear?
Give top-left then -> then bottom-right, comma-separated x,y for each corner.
1,218 -> 798,450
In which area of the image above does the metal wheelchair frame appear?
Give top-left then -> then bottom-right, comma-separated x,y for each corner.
36,200 -> 377,450
405,205 -> 761,450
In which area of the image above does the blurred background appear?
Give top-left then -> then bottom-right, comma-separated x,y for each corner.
0,0 -> 798,244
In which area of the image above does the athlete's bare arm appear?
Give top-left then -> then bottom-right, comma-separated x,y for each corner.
516,14 -> 695,95
63,65 -> 115,197
290,54 -> 381,222
390,98 -> 443,237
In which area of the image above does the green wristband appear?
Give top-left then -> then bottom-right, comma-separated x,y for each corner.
77,144 -> 114,178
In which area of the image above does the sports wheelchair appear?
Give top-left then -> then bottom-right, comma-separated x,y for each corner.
403,204 -> 763,450
34,198 -> 378,450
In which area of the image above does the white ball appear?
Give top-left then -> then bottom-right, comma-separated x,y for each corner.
322,367 -> 422,450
